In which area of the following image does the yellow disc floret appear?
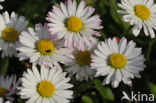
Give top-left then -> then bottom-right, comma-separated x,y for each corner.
37,81 -> 55,98
37,40 -> 55,55
75,50 -> 91,66
0,87 -> 8,97
109,53 -> 127,69
66,16 -> 83,32
135,5 -> 151,20
2,27 -> 19,42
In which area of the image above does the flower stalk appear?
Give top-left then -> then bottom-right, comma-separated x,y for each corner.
0,57 -> 9,76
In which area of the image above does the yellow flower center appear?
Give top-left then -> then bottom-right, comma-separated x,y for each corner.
66,16 -> 83,32
75,50 -> 91,66
135,5 -> 151,20
2,27 -> 19,42
109,53 -> 127,69
37,40 -> 55,55
0,87 -> 8,97
37,81 -> 55,98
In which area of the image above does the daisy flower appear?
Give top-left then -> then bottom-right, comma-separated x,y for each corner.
0,74 -> 20,102
16,23 -> 74,69
46,0 -> 103,49
0,98 -> 12,103
65,44 -> 96,81
18,65 -> 73,103
118,0 -> 156,38
0,11 -> 29,57
91,37 -> 146,88
0,0 -> 4,10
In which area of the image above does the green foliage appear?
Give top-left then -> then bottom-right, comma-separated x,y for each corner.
149,83 -> 156,99
0,57 -> 9,76
94,79 -> 115,101
109,0 -> 129,30
82,96 -> 94,103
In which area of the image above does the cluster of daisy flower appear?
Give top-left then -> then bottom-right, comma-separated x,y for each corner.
0,0 -> 155,102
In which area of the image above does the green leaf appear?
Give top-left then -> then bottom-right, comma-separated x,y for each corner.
148,82 -> 156,99
94,79 -> 115,101
18,98 -> 23,103
146,39 -> 155,61
82,91 -> 102,103
82,96 -> 94,103
109,0 -> 129,30
0,57 -> 9,76
70,77 -> 93,97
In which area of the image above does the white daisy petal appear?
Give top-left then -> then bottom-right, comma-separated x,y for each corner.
91,37 -> 145,88
18,66 -> 73,103
118,0 -> 156,38
132,25 -> 141,37
0,0 -> 4,10
65,44 -> 96,81
46,0 -> 102,49
0,11 -> 28,57
17,23 -> 73,69
0,74 -> 19,102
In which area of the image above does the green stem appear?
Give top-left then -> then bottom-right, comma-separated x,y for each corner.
95,0 -> 100,12
18,98 -> 23,103
1,57 -> 9,76
146,39 -> 155,61
122,25 -> 133,37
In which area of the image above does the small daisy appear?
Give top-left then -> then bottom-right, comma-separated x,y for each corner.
0,0 -> 4,10
0,74 -> 20,102
46,0 -> 103,49
65,44 -> 96,81
0,11 -> 29,57
118,0 -> 156,38
91,37 -> 146,88
18,65 -> 73,103
16,23 -> 74,69
0,98 -> 12,103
